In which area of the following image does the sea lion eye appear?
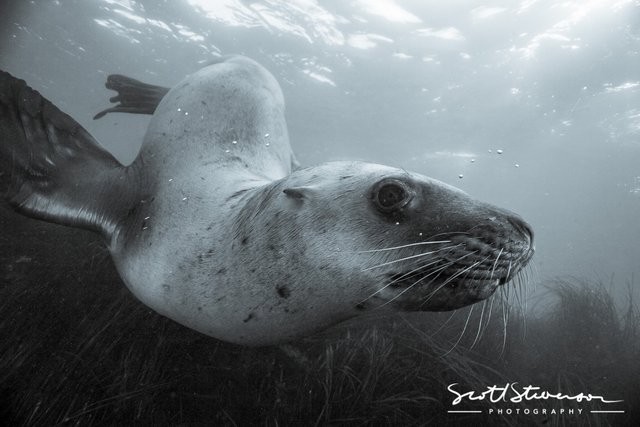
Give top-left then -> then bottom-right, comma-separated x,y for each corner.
372,179 -> 413,212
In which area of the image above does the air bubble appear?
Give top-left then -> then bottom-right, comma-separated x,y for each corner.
264,133 -> 270,138
232,140 -> 237,144
458,174 -> 464,179
515,163 -> 520,168
496,149 -> 503,154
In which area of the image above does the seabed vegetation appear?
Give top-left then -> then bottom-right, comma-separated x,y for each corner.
1,206 -> 638,426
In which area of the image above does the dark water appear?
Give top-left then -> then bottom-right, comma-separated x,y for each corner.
1,1 -> 639,425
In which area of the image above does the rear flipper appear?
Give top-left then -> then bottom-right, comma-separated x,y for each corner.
0,70 -> 140,241
93,74 -> 170,120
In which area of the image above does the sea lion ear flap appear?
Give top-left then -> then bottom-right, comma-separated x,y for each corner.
283,187 -> 315,200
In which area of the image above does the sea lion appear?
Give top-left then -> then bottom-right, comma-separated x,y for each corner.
0,56 -> 534,346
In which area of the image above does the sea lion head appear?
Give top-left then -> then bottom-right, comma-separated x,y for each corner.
276,161 -> 534,314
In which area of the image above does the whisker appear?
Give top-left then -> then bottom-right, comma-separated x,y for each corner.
354,240 -> 452,253
358,257 -> 455,306
438,253 -> 491,288
418,256 -> 484,308
512,275 -> 523,313
383,259 -> 443,287
489,248 -> 503,282
376,249 -> 483,309
360,253 -> 459,303
446,252 -> 492,287
357,243 -> 468,304
417,231 -> 472,241
481,246 -> 503,344
413,271 -> 451,309
394,244 -> 465,270
517,275 -> 528,339
377,261 -> 456,307
483,292 -> 496,336
502,269 -> 511,302
470,299 -> 487,349
361,244 -> 461,272
520,273 -> 528,314
443,305 -> 475,356
429,310 -> 459,338
499,286 -> 509,357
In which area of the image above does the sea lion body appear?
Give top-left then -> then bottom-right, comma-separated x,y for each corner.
111,57 -> 297,343
0,56 -> 534,346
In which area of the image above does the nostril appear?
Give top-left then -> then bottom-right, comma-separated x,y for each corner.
507,215 -> 534,244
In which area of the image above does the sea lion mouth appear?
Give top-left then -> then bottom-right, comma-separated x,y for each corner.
371,229 -> 535,311
387,266 -> 509,290
386,234 -> 533,285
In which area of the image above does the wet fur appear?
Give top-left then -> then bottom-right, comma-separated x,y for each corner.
0,56 -> 534,346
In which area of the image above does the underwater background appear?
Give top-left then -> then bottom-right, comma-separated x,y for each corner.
1,0 -> 639,425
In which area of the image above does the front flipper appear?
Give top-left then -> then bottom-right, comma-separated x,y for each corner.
93,74 -> 170,120
0,70 -> 140,241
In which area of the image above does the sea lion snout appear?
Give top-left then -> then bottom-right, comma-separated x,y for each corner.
467,206 -> 535,266
358,177 -> 535,312
452,206 -> 535,281
506,213 -> 535,251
